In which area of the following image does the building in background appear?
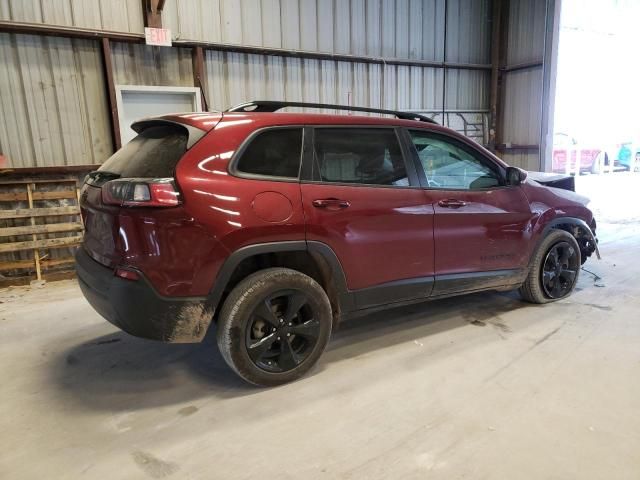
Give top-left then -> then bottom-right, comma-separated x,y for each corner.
0,0 -> 557,172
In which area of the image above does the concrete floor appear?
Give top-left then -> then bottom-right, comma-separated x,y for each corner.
1,173 -> 639,479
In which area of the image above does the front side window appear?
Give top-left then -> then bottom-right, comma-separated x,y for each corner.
236,128 -> 303,178
312,128 -> 409,186
409,130 -> 502,190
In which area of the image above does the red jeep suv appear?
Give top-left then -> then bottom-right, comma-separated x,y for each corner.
76,101 -> 599,386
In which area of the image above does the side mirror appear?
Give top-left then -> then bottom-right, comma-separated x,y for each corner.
506,166 -> 527,186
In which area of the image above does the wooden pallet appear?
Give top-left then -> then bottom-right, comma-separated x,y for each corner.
0,179 -> 83,282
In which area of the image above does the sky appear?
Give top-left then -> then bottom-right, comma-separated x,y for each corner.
554,0 -> 640,146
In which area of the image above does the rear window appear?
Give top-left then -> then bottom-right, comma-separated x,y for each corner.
98,125 -> 188,178
312,128 -> 409,186
236,128 -> 303,178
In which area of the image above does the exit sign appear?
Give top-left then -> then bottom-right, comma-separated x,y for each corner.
145,27 -> 172,47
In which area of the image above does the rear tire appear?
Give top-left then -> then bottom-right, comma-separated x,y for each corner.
216,268 -> 332,386
519,230 -> 581,304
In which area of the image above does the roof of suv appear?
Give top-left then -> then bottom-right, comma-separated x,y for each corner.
146,110 -> 508,168
152,111 -> 444,132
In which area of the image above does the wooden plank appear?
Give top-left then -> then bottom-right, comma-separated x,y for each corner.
26,183 -> 41,280
0,178 -> 78,186
0,256 -> 77,271
0,222 -> 83,237
0,269 -> 77,288
0,235 -> 83,253
0,190 -> 77,201
33,190 -> 77,200
0,259 -> 34,270
41,257 -> 77,268
0,165 -> 96,176
0,191 -> 28,201
0,206 -> 80,219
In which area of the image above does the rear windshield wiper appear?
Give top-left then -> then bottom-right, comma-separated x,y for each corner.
85,171 -> 121,186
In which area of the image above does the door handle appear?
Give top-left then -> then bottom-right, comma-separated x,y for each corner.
438,199 -> 467,209
312,198 -> 351,210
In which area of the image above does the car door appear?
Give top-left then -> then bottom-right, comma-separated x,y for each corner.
405,129 -> 534,296
300,126 -> 435,309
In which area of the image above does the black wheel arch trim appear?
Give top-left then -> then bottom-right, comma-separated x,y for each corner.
535,216 -> 601,262
208,239 -> 550,322
207,240 -> 355,316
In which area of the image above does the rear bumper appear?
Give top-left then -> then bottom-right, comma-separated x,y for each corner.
75,248 -> 212,343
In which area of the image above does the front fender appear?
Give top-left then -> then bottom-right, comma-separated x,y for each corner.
530,216 -> 600,265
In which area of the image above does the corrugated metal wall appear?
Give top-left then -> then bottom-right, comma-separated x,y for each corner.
500,0 -> 548,170
111,42 -> 194,86
0,33 -> 111,168
167,0 -> 490,63
0,0 -> 496,169
203,54 -> 489,117
0,0 -> 491,62
0,0 -> 144,32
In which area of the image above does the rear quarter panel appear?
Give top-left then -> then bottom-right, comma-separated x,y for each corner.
174,116 -> 307,295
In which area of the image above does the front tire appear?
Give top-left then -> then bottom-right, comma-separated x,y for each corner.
519,230 -> 581,304
216,268 -> 332,386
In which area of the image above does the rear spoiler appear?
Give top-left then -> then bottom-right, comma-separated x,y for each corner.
131,119 -> 206,149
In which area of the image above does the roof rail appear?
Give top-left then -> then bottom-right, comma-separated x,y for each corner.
226,101 -> 438,124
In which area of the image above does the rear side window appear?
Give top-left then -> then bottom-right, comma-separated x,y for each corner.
312,128 -> 409,186
99,125 -> 188,178
236,128 -> 303,178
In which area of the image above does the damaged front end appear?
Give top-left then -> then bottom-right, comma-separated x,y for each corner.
571,219 -> 601,263
526,171 -> 576,192
524,171 -> 600,262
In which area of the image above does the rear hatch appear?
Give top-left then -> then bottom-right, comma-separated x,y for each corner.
80,116 -> 218,267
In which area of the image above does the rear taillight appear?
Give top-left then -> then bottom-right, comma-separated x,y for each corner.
101,179 -> 181,207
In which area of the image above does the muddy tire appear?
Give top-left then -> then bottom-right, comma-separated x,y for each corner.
216,268 -> 332,387
519,230 -> 581,304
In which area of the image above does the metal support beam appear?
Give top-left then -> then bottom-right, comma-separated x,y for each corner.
494,0 -> 512,157
100,38 -> 121,151
540,0 -> 562,172
192,46 -> 208,110
141,0 -> 164,28
495,144 -> 540,153
0,21 -> 142,42
489,0 -> 503,151
441,0 -> 449,117
502,60 -> 544,72
0,21 -> 492,72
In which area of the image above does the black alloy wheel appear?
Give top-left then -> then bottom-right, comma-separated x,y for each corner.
217,268 -> 332,386
245,290 -> 321,373
541,241 -> 580,298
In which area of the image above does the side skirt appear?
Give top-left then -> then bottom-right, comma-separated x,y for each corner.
431,269 -> 527,297
347,268 -> 527,317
